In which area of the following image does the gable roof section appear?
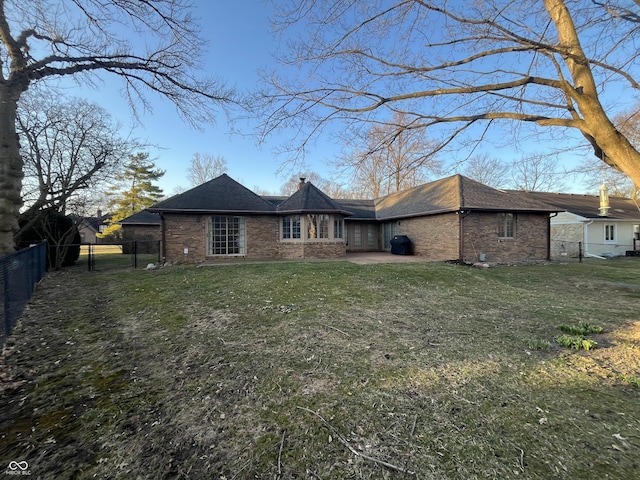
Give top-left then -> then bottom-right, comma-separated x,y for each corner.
119,209 -> 161,225
375,174 -> 557,220
335,198 -> 376,220
277,182 -> 353,215
149,174 -> 275,214
513,191 -> 640,220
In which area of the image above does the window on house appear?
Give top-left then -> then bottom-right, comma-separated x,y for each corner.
354,224 -> 362,246
367,225 -> 376,247
210,216 -> 245,255
307,214 -> 329,239
498,213 -> 515,238
383,222 -> 398,249
282,215 -> 301,239
334,218 -> 343,239
318,214 -> 329,238
605,224 -> 615,242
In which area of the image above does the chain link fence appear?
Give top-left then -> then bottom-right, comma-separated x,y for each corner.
1,242 -> 47,344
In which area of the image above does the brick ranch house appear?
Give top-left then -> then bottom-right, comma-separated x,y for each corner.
144,173 -> 558,264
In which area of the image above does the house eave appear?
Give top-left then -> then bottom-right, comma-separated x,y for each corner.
147,208 -> 275,215
375,206 -> 558,222
277,209 -> 354,216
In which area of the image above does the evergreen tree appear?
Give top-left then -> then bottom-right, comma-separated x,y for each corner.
99,153 -> 164,240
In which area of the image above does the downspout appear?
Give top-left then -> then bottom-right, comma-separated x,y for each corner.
548,212 -> 558,260
160,212 -> 166,263
583,219 -> 594,258
458,210 -> 470,262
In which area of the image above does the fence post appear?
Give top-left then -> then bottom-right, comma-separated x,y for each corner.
133,241 -> 137,269
3,261 -> 9,337
579,241 -> 582,263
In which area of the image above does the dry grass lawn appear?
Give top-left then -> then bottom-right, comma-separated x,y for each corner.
1,258 -> 639,479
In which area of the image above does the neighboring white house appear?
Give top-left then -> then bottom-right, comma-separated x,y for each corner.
517,187 -> 640,258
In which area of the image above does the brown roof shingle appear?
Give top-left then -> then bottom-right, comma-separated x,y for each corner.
149,174 -> 275,214
375,174 -> 557,220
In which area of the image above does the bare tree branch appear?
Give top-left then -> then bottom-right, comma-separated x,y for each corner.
0,0 -> 236,254
257,0 -> 640,191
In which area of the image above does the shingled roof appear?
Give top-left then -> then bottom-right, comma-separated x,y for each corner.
511,191 -> 640,220
119,209 -> 161,225
147,173 -> 559,220
149,174 -> 275,214
334,198 -> 377,220
277,181 -> 353,215
375,174 -> 558,220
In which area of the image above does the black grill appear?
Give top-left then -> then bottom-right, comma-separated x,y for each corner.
390,235 -> 412,255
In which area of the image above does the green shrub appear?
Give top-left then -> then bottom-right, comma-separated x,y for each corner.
556,321 -> 603,336
556,334 -> 598,350
525,339 -> 550,350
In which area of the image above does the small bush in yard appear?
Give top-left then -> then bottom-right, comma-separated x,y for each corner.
556,334 -> 598,350
620,375 -> 640,388
556,321 -> 604,335
525,339 -> 550,350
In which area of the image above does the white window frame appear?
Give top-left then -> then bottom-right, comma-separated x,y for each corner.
333,217 -> 344,239
282,214 -> 344,242
604,224 -> 616,243
209,216 -> 246,256
282,215 -> 301,240
498,213 -> 515,239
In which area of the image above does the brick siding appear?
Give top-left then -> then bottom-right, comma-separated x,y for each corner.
162,211 -> 549,264
460,212 -> 550,263
398,214 -> 460,260
163,213 -> 345,263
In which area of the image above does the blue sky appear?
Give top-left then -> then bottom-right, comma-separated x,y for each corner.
56,1 -> 338,196
52,1 -> 601,197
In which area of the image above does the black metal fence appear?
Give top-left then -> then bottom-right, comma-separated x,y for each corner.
82,240 -> 161,271
1,242 -> 47,344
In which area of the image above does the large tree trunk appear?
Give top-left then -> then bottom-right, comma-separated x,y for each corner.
0,86 -> 23,256
545,0 -> 640,188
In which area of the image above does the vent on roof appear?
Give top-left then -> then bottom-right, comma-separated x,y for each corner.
598,183 -> 610,216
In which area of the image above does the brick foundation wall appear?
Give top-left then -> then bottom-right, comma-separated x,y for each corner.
461,212 -> 550,263
398,214 -> 460,260
279,241 -> 346,259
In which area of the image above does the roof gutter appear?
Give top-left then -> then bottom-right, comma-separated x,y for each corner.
458,210 -> 471,262
548,212 -> 558,260
160,212 -> 166,263
583,219 -> 594,257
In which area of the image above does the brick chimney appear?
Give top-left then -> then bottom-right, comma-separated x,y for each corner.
298,177 -> 306,190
